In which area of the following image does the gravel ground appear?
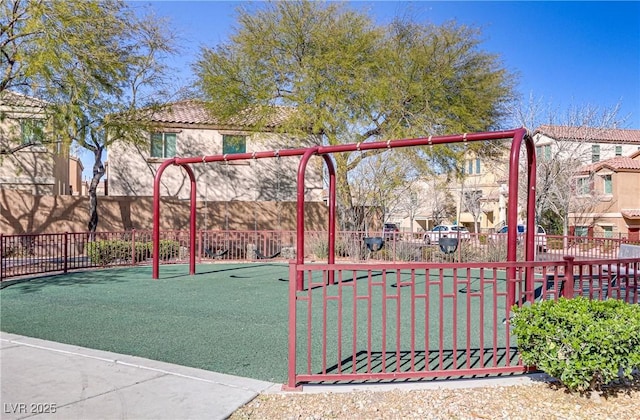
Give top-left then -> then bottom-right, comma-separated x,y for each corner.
230,377 -> 640,419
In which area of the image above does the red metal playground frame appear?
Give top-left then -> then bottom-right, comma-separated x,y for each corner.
152,128 -> 537,297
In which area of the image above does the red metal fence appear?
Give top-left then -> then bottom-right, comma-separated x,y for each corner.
0,230 -> 635,281
0,229 -> 293,280
2,230 -> 638,389
285,257 -> 639,389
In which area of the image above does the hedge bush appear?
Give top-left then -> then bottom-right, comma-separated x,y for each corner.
511,297 -> 640,392
87,240 -> 156,265
87,240 -> 132,265
157,239 -> 180,260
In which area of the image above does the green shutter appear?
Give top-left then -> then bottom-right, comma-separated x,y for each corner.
150,133 -> 163,157
603,175 -> 612,194
165,133 -> 177,157
591,145 -> 600,163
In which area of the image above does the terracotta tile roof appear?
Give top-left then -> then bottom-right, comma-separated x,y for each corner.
142,100 -> 296,130
535,125 -> 640,144
621,209 -> 640,219
578,151 -> 640,173
0,91 -> 49,109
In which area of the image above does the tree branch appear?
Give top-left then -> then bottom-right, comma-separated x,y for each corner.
0,139 -> 55,155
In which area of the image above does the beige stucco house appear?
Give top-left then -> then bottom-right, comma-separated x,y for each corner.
570,150 -> 640,240
107,100 -> 325,203
0,91 -> 78,195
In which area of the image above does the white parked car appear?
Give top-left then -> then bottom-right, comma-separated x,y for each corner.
423,225 -> 470,245
492,224 -> 547,252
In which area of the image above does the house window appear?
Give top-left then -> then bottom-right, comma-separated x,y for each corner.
576,176 -> 591,195
475,158 -> 481,174
150,132 -> 176,158
536,145 -> 552,160
467,160 -> 473,174
615,146 -> 622,156
591,145 -> 600,163
575,226 -> 588,237
222,134 -> 246,154
20,119 -> 45,144
602,226 -> 613,238
602,174 -> 612,195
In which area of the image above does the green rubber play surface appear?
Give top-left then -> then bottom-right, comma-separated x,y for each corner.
1,264 -> 516,383
1,264 -> 292,382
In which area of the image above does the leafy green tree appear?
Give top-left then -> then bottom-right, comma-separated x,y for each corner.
1,0 -> 176,231
194,0 -> 515,229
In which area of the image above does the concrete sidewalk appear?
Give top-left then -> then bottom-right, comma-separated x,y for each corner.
1,332 -> 279,420
1,332 -> 555,420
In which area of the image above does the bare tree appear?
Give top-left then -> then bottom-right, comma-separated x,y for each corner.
395,187 -> 421,234
510,95 -> 627,239
461,189 -> 484,233
419,176 -> 456,228
350,149 -> 417,233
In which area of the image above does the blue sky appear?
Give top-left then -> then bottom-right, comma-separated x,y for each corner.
88,1 -> 638,179
135,1 -> 640,129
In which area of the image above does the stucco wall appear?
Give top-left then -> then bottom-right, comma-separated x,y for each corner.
0,109 -> 70,196
0,147 -> 58,194
569,166 -> 640,236
107,128 -> 324,202
0,189 -> 329,235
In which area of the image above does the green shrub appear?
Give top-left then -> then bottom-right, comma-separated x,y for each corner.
511,297 -> 640,392
135,241 -> 152,262
87,240 -> 153,265
307,236 -> 329,260
157,239 -> 180,260
87,240 -> 131,265
547,238 -> 564,250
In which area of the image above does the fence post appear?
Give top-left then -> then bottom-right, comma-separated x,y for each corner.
283,260 -> 301,391
131,229 -> 136,265
64,232 -> 69,273
562,256 -> 575,299
0,234 -> 3,280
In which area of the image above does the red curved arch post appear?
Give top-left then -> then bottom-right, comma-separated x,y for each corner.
295,148 -> 319,290
505,128 -> 537,305
152,159 -> 175,279
322,154 -> 337,283
152,160 -> 197,279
